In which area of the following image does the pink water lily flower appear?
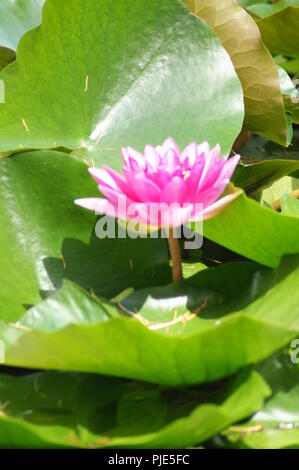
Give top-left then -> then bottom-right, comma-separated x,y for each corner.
75,138 -> 240,228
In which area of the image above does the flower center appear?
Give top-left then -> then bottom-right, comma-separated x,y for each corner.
182,170 -> 190,181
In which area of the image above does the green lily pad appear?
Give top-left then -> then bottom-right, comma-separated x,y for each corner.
0,0 -> 244,165
225,350 -> 299,449
232,159 -> 299,195
1,255 -> 299,385
248,1 -> 299,19
279,58 -> 299,75
256,5 -> 299,58
195,190 -> 299,267
0,368 -> 269,448
185,0 -> 289,146
0,151 -> 169,322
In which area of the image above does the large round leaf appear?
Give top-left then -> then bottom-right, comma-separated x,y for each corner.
0,368 -> 269,448
232,159 -> 299,195
185,0 -> 289,146
256,5 -> 299,58
225,350 -> 299,449
2,255 -> 299,385
0,0 -> 244,165
248,1 -> 299,20
0,151 -> 169,322
199,191 -> 299,267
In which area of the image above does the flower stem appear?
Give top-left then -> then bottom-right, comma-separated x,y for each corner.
168,227 -> 183,283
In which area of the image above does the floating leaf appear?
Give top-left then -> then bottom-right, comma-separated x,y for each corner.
1,255 -> 299,385
256,5 -> 299,59
0,368 -> 269,448
0,0 -> 244,164
232,159 -> 299,194
279,58 -> 299,75
0,151 -> 169,322
225,350 -> 299,449
185,0 -> 289,145
248,1 -> 299,20
196,191 -> 299,267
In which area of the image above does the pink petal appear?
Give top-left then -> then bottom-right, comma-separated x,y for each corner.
184,160 -> 206,193
74,198 -> 116,217
158,137 -> 180,157
126,173 -> 161,202
144,145 -> 160,170
201,190 -> 242,221
197,158 -> 226,192
88,167 -> 118,189
122,167 -> 140,200
198,144 -> 221,186
98,185 -> 124,206
147,166 -> 172,189
104,166 -> 136,200
195,181 -> 229,207
180,142 -> 197,167
209,144 -> 221,160
214,154 -> 240,185
164,149 -> 181,174
197,141 -> 210,157
121,146 -> 146,170
160,176 -> 187,205
190,203 -> 204,222
160,204 -> 194,227
126,202 -> 150,225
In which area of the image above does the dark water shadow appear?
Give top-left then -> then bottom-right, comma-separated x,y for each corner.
43,231 -> 171,300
